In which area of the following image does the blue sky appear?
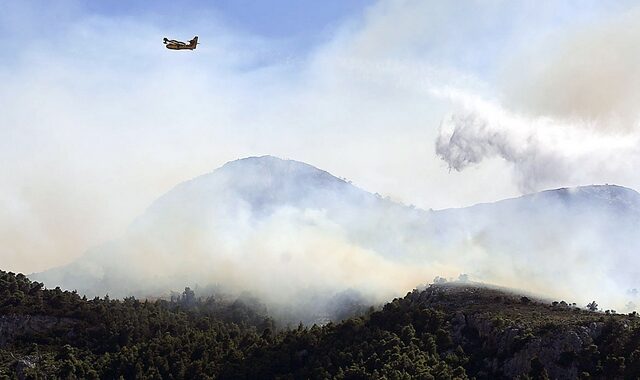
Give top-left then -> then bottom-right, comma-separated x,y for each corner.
82,0 -> 372,35
1,1 -> 372,53
0,0 -> 628,76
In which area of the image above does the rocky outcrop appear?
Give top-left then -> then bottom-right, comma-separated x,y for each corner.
454,312 -> 602,378
406,283 -> 625,379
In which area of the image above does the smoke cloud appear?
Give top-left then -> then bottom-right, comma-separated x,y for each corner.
4,1 -> 640,318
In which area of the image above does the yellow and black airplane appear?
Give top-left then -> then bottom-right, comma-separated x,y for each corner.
163,36 -> 198,50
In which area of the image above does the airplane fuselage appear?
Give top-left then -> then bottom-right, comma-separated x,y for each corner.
165,44 -> 196,50
164,36 -> 198,51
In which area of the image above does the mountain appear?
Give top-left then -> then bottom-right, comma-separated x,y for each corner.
33,156 -> 431,302
33,156 -> 640,312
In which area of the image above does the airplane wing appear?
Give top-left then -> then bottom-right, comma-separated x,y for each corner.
164,38 -> 186,45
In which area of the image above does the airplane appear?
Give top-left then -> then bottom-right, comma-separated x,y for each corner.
163,36 -> 198,50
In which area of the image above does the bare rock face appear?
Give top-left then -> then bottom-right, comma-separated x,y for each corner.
0,314 -> 77,347
458,314 -> 599,379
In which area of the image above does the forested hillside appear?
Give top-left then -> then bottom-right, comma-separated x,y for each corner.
1,270 -> 640,379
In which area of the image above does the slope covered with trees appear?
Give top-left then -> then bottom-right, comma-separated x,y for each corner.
1,270 -> 640,379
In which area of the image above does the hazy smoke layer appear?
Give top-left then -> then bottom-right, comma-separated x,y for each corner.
504,5 -> 640,129
35,157 -> 640,315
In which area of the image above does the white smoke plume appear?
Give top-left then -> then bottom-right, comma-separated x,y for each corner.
435,89 -> 640,192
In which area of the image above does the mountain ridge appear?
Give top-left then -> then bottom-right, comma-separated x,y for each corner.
170,155 -> 640,211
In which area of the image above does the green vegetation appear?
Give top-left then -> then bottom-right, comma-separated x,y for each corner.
1,270 -> 640,379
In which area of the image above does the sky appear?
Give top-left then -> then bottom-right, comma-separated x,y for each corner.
2,0 -> 640,273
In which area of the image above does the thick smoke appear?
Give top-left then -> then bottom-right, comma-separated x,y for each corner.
435,91 -> 640,192
435,109 -> 568,192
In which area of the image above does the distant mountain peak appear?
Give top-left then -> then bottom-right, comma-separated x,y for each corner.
215,155 -> 349,194
135,156 -> 358,227
220,155 -> 319,172
217,155 -> 341,183
221,155 -> 304,167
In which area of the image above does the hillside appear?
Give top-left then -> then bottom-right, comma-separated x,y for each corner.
2,270 -> 640,379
